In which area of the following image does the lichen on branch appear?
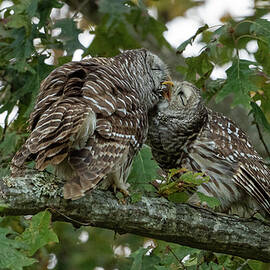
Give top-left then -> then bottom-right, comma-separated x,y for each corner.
0,173 -> 270,262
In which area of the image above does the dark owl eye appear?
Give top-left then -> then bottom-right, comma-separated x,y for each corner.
178,90 -> 184,96
178,91 -> 186,105
151,67 -> 161,71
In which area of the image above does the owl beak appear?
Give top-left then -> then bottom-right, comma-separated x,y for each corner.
162,80 -> 174,101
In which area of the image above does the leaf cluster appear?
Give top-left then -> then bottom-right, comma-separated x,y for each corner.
176,17 -> 270,144
0,210 -> 58,270
155,168 -> 220,208
86,0 -> 169,57
0,0 -> 62,173
128,240 -> 267,270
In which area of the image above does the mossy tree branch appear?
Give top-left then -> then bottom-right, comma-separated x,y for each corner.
0,173 -> 270,262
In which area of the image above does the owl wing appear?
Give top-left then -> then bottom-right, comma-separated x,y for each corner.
11,58 -> 147,199
64,109 -> 146,199
11,60 -> 100,172
207,110 -> 270,215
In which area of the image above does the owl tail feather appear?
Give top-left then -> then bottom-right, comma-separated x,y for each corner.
63,181 -> 86,200
63,172 -> 105,200
63,178 -> 97,200
10,143 -> 32,176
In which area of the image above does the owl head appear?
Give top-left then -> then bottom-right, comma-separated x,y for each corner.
158,81 -> 203,113
115,49 -> 172,107
145,51 -> 171,97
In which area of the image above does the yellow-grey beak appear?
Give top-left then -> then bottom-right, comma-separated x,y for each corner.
162,80 -> 174,101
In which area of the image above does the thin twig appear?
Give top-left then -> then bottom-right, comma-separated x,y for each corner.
255,123 -> 270,158
167,245 -> 187,270
237,259 -> 250,270
49,207 -> 91,227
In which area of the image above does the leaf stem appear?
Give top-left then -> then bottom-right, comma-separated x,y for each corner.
235,34 -> 267,45
167,245 -> 187,270
255,122 -> 270,158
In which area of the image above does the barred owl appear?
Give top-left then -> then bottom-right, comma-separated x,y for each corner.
148,81 -> 270,217
11,49 -> 172,200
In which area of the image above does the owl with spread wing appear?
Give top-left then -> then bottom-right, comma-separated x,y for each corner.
11,49 -> 172,200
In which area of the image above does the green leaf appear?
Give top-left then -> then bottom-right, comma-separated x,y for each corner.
250,19 -> 270,47
26,0 -> 39,18
205,27 -> 234,65
254,40 -> 270,74
183,255 -> 198,267
141,253 -> 161,270
154,266 -> 167,270
153,241 -> 200,269
0,132 -> 21,156
17,210 -> 59,256
247,260 -> 264,270
168,192 -> 189,203
202,79 -> 226,102
180,171 -> 210,185
185,51 -> 214,82
0,227 -> 37,270
250,101 -> 270,134
173,245 -> 200,260
196,192 -> 221,208
216,59 -> 257,107
85,16 -> 139,57
37,0 -> 63,27
130,192 -> 142,203
53,18 -> 84,55
128,145 -> 159,192
116,191 -> 124,200
0,203 -> 9,212
177,24 -> 209,54
98,0 -> 132,28
200,262 -> 223,270
130,247 -> 148,270
6,15 -> 30,30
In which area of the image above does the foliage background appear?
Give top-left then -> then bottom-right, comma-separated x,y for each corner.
1,0 -> 270,269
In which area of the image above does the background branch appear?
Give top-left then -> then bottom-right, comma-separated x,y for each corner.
1,173 -> 270,262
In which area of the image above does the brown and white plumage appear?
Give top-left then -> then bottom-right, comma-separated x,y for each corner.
148,81 -> 270,217
11,49 -> 171,200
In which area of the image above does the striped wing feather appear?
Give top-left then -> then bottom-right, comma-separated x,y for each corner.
196,110 -> 270,215
11,58 -> 147,199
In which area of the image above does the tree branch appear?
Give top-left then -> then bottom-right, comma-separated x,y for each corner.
1,173 -> 270,262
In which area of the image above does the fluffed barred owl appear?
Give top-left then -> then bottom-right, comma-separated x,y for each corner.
148,81 -> 270,217
11,49 -> 172,200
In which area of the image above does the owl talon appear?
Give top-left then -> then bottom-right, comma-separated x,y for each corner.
120,187 -> 130,197
113,183 -> 130,197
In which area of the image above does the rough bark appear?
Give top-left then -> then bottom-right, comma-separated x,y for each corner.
0,173 -> 270,262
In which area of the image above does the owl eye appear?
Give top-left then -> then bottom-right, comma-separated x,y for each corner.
151,67 -> 161,71
178,90 -> 184,96
178,91 -> 186,106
